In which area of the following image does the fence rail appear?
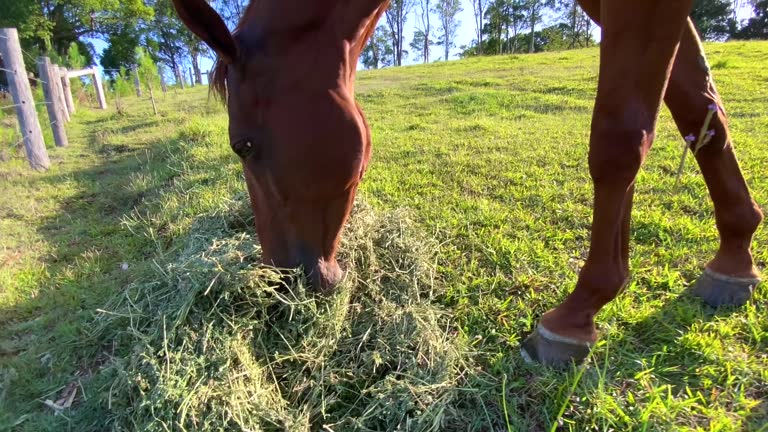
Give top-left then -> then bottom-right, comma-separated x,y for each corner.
1,27 -> 110,169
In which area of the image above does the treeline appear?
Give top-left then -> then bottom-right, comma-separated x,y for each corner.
1,0 -> 766,83
363,0 -> 768,69
0,0 -> 248,87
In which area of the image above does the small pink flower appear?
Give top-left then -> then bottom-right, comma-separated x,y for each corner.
685,134 -> 696,143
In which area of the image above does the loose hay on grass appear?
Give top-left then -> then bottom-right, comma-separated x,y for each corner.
91,198 -> 495,431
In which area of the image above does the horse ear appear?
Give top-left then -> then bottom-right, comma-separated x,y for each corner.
171,0 -> 238,63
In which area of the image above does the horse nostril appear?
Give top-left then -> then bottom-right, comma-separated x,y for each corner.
305,259 -> 343,293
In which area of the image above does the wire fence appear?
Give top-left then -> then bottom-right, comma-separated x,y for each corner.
0,101 -> 52,110
9,130 -> 33,148
0,67 -> 48,84
1,29 -> 84,166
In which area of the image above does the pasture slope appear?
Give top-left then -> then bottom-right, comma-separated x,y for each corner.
1,43 -> 767,431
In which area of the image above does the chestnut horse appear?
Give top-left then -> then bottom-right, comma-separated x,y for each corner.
170,0 -> 763,366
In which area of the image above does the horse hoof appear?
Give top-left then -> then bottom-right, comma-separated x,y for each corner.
520,324 -> 593,368
690,268 -> 760,308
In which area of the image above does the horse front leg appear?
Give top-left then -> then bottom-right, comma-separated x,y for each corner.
521,0 -> 694,367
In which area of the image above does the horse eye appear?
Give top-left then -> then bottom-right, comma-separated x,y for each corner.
231,139 -> 259,159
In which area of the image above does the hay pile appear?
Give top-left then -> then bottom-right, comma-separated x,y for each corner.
91,196 -> 496,431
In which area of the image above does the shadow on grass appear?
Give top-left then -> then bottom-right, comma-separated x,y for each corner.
597,285 -> 767,427
0,124 -> 184,429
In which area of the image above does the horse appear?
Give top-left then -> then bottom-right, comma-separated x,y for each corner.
170,0 -> 763,367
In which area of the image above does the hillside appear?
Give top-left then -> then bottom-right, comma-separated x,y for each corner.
1,43 -> 767,431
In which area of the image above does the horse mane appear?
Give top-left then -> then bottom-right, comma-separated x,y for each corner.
210,57 -> 229,101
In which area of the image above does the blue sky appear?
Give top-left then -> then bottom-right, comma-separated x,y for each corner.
89,0 -> 561,79
89,0 -> 755,82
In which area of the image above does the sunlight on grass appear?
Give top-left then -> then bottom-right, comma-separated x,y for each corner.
1,42 -> 766,431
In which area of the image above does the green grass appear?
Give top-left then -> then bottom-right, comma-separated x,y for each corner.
1,42 -> 767,431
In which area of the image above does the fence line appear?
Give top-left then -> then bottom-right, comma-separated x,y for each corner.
0,27 -> 51,170
20,47 -> 39,65
8,130 -> 34,149
1,67 -> 48,84
0,35 -> 37,66
0,101 -> 49,109
37,56 -> 68,147
1,27 -> 109,171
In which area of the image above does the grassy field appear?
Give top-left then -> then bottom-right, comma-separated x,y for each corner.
1,42 -> 767,431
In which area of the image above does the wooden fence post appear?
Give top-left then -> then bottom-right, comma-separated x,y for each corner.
148,84 -> 158,116
159,66 -> 168,93
91,67 -> 108,109
51,64 -> 70,122
0,28 -> 50,170
132,66 -> 142,97
37,57 -> 68,147
59,67 -> 76,115
175,64 -> 185,90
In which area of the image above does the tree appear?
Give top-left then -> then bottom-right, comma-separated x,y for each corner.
185,37 -> 207,85
539,23 -> 572,51
146,0 -> 189,86
66,42 -> 87,70
362,25 -> 395,69
385,0 -> 415,66
64,42 -> 88,102
0,0 -> 152,70
732,0 -> 768,39
485,0 -> 507,54
100,27 -> 141,78
136,47 -> 161,114
413,0 -> 434,63
136,48 -> 160,90
507,0 -> 530,53
483,0 -> 528,54
731,0 -> 750,21
483,0 -> 527,55
112,66 -> 133,114
556,0 -> 594,49
174,1 -> 213,85
690,0 -> 735,40
433,0 -> 463,61
210,0 -> 249,28
409,30 -> 435,62
526,0 -> 556,53
472,0 -> 488,55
